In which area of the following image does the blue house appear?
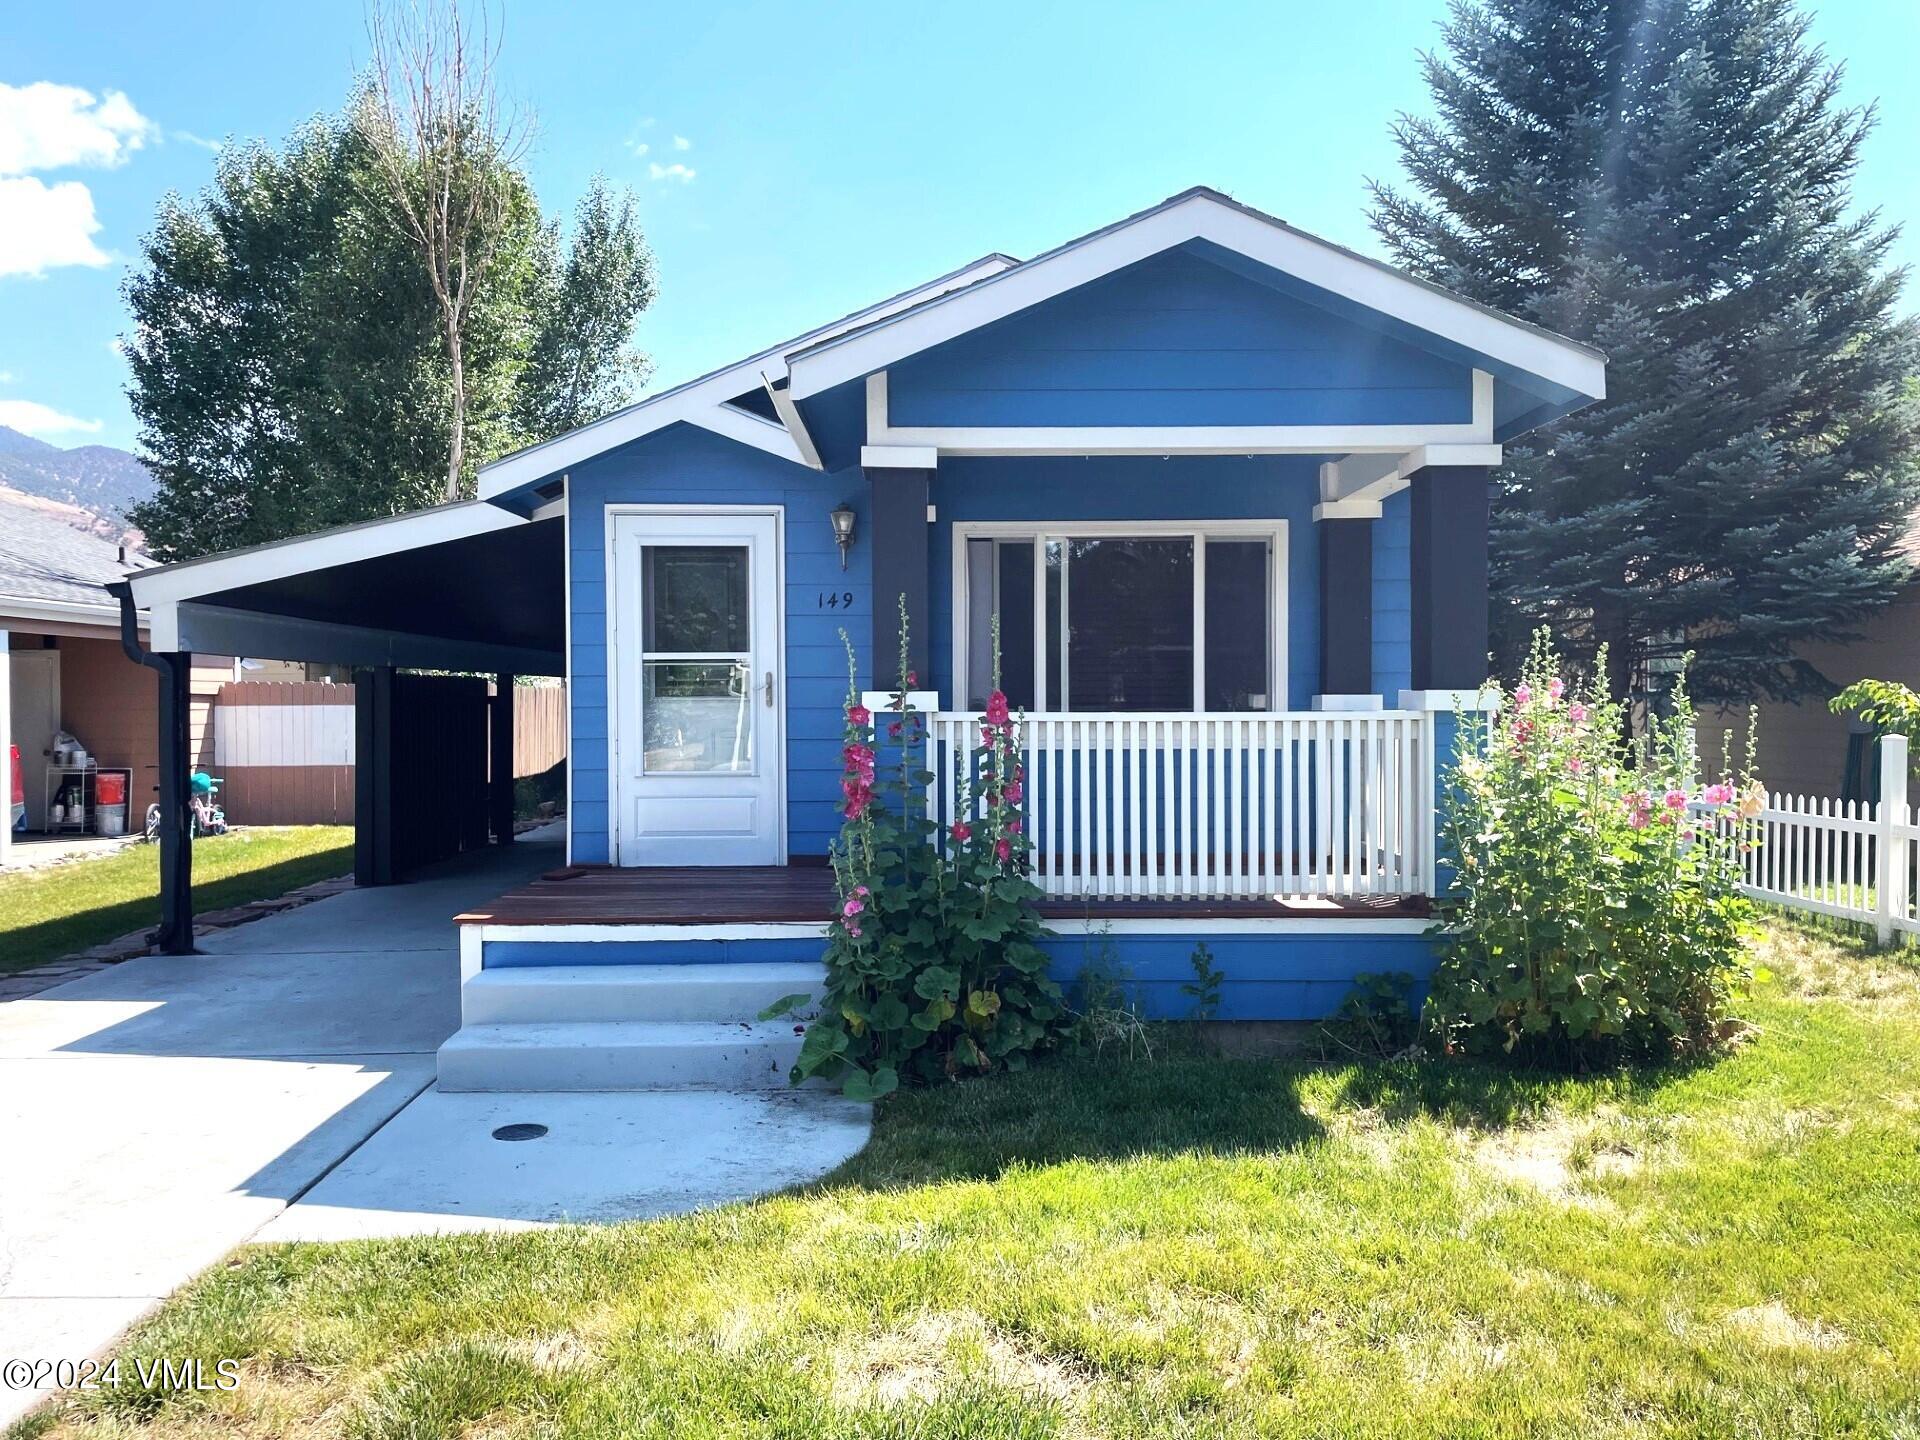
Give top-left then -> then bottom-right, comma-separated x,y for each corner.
119,188 -> 1604,1090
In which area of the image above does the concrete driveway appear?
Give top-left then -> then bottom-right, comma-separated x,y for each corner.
0,829 -> 561,1426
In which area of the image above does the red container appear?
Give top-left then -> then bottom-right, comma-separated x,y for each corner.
95,771 -> 127,807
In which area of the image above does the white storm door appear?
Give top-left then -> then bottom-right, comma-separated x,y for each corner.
611,510 -> 783,866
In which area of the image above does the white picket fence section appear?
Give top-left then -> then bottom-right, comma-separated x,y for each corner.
924,710 -> 1432,900
1734,733 -> 1918,943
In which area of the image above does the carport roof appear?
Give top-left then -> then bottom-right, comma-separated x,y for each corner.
122,501 -> 564,675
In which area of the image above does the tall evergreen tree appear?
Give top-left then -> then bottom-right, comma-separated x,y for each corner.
125,110 -> 654,561
1371,0 -> 1920,706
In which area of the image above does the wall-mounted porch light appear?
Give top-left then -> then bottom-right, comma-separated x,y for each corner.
830,503 -> 857,570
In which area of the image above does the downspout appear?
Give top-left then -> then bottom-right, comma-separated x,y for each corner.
110,582 -> 196,954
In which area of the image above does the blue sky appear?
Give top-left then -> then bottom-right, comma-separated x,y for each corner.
2,0 -> 1915,455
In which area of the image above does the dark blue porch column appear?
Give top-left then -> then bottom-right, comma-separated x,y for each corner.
1318,517 -> 1374,696
1409,464 -> 1491,692
865,462 -> 932,687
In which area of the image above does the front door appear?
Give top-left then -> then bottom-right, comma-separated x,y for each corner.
609,510 -> 784,866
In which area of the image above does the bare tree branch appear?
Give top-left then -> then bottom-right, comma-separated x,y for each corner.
358,0 -> 530,499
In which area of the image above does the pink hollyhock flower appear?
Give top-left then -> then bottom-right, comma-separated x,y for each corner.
853,884 -> 870,898
981,724 -> 998,747
1704,783 -> 1734,806
845,922 -> 862,939
1664,788 -> 1687,809
1568,756 -> 1585,775
1547,677 -> 1564,700
1629,808 -> 1650,830
1007,817 -> 1022,834
1514,682 -> 1533,706
984,690 -> 1011,727
888,721 -> 903,739
1569,703 -> 1588,725
906,670 -> 918,688
995,837 -> 1012,864
1005,781 -> 1024,805
842,896 -> 865,918
951,821 -> 972,843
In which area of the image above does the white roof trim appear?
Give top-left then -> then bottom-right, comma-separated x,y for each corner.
126,501 -> 530,607
0,593 -> 139,630
787,190 -> 1607,402
476,253 -> 1016,499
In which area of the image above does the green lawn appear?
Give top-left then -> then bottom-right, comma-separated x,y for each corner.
18,916 -> 1920,1440
0,827 -> 353,977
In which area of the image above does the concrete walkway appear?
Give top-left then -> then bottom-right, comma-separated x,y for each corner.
0,832 -> 552,1426
0,825 -> 870,1428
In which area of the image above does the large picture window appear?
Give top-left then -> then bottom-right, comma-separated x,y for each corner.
960,523 -> 1284,712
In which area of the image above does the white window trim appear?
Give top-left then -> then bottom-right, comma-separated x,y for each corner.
951,518 -> 1289,715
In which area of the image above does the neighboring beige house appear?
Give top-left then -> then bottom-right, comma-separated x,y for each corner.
1697,519 -> 1920,804
0,490 -> 237,862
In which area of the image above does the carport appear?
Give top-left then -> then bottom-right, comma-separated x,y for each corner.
112,501 -> 565,953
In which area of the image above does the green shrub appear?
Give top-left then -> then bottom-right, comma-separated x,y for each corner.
768,605 -> 1070,1099
1425,631 -> 1756,1064
1323,971 -> 1419,1058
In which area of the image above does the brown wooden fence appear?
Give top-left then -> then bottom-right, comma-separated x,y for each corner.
213,679 -> 566,825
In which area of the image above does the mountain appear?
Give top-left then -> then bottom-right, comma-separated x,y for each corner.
0,426 -> 154,522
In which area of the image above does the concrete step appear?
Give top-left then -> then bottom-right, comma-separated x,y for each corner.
435,1019 -> 809,1092
461,963 -> 825,1025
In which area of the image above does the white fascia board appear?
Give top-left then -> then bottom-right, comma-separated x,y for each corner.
476,255 -> 1017,500
127,502 -> 529,608
0,593 -> 142,632
689,405 -> 811,465
789,193 -> 1607,402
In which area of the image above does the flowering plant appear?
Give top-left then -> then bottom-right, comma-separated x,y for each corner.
1426,630 -> 1757,1062
766,599 -> 1066,1099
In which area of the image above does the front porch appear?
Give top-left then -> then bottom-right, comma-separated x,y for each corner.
455,863 -> 1432,928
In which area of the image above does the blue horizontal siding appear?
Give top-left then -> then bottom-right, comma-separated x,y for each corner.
1371,488 -> 1412,702
566,422 -> 870,863
890,247 -> 1474,430
479,926 -> 1436,1021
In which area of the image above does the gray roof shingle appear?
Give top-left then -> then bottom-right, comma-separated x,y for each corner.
0,491 -> 145,616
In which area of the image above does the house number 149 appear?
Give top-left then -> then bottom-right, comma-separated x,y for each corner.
817,592 -> 855,609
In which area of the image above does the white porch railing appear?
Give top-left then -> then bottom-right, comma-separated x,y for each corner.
1728,734 -> 1918,943
924,710 -> 1432,900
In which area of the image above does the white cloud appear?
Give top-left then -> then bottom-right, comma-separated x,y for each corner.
170,129 -> 224,153
0,82 -> 156,176
0,370 -> 13,383
627,140 -> 650,156
648,162 -> 695,183
672,135 -> 691,151
0,398 -> 103,437
0,175 -> 109,277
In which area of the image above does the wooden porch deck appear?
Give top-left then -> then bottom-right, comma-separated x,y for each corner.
455,865 -> 1432,927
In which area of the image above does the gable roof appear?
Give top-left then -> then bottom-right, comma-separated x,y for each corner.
0,489 -> 147,624
477,252 -> 1018,500
477,186 -> 1606,500
785,187 -> 1606,402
